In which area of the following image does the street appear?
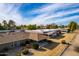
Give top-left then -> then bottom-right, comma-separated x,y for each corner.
62,33 -> 79,56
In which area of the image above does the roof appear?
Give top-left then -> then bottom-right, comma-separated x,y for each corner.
0,32 -> 30,44
25,29 -> 60,33
46,32 -> 56,35
0,31 -> 48,44
0,29 -> 60,44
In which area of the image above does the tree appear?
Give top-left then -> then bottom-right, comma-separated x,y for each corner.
0,23 -> 4,30
8,20 -> 16,30
16,26 -> 21,29
20,25 -> 27,30
37,26 -> 41,29
27,24 -> 37,30
2,20 -> 8,30
52,25 -> 58,29
46,24 -> 52,29
59,24 -> 65,28
68,21 -> 78,32
46,24 -> 58,29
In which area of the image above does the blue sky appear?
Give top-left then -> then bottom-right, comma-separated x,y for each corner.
0,3 -> 79,25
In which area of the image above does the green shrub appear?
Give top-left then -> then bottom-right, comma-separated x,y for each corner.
61,40 -> 66,44
16,52 -> 21,56
22,49 -> 29,55
32,43 -> 39,49
16,49 -> 29,56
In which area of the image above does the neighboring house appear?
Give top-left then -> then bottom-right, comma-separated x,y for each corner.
60,28 -> 70,33
0,29 -> 61,52
43,29 -> 61,38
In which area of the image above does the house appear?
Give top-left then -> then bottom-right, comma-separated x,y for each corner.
42,29 -> 61,38
60,28 -> 70,33
0,31 -> 30,52
0,30 -> 48,52
0,29 -> 61,52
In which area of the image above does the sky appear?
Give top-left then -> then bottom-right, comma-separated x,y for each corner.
0,3 -> 79,25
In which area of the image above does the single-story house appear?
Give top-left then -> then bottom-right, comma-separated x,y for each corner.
0,29 -> 61,52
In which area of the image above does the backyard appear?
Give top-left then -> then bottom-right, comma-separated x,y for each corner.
32,32 -> 76,56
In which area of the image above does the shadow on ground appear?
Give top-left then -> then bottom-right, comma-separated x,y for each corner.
51,35 -> 65,40
27,52 -> 33,56
42,41 -> 59,50
37,47 -> 46,51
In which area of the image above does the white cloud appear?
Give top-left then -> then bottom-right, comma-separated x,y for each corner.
29,3 -> 72,15
0,3 -> 78,25
26,3 -> 79,25
46,16 -> 79,24
26,13 -> 49,25
27,8 -> 79,25
0,3 -> 29,25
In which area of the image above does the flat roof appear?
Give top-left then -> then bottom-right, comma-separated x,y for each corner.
25,29 -> 60,33
0,29 -> 60,44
